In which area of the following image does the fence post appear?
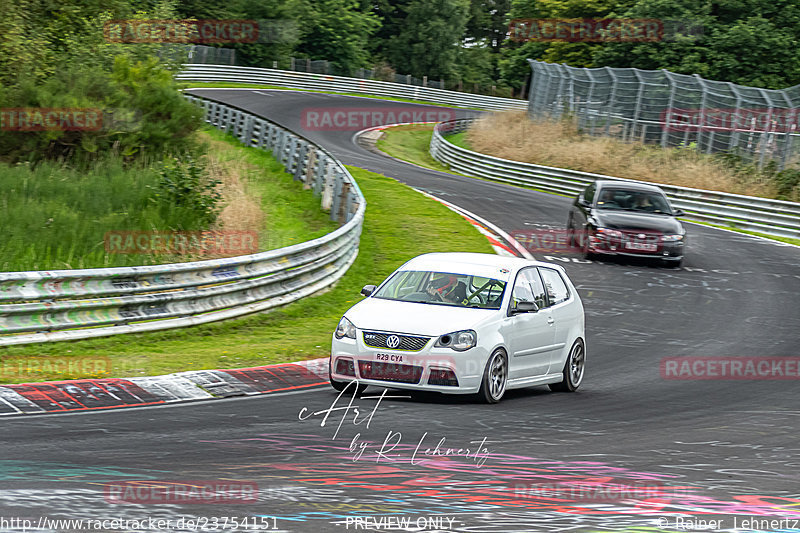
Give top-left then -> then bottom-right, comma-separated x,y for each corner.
756,88 -> 775,169
693,74 -> 707,153
660,70 -> 677,147
423,75 -> 428,87
631,69 -> 646,143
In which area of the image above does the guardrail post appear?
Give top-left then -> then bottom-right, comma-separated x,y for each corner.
294,141 -> 309,182
303,146 -> 316,188
315,156 -> 328,197
337,181 -> 352,223
330,170 -> 343,220
286,136 -> 297,169
243,116 -> 255,146
321,160 -> 335,210
273,129 -> 285,159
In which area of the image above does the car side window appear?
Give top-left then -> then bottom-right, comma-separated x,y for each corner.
522,268 -> 548,309
538,268 -> 570,306
510,272 -> 534,308
583,184 -> 595,203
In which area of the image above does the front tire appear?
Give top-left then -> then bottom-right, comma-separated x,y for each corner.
581,228 -> 595,259
329,367 -> 367,396
478,349 -> 508,403
549,339 -> 585,392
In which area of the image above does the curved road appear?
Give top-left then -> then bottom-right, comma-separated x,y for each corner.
1,90 -> 798,533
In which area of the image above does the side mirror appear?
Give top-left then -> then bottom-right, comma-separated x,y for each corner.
360,284 -> 376,297
673,209 -> 685,217
578,198 -> 591,208
512,301 -> 538,314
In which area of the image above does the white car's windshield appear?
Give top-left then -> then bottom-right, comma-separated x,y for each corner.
373,270 -> 507,309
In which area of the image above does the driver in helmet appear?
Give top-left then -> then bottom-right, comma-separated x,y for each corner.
426,274 -> 467,304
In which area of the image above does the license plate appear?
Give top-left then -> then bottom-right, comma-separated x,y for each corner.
626,242 -> 657,251
376,353 -> 404,363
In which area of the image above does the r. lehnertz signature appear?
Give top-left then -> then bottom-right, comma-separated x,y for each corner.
298,380 -> 492,467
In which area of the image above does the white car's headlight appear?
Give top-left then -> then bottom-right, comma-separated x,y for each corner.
335,316 -> 356,339
435,329 -> 477,351
662,234 -> 684,242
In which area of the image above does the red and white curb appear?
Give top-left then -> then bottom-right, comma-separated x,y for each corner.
0,358 -> 329,416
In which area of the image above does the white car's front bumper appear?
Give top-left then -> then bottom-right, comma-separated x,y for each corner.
330,331 -> 490,394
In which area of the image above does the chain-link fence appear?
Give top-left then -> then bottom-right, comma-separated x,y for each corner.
528,59 -> 800,169
186,45 -> 236,65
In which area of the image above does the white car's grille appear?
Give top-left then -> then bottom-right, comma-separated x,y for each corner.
362,331 -> 430,351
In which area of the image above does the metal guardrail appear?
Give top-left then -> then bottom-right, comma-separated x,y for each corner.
176,64 -> 528,111
0,96 -> 365,346
431,119 -> 800,240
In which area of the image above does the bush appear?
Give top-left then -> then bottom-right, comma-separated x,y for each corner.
151,155 -> 222,227
0,56 -> 202,166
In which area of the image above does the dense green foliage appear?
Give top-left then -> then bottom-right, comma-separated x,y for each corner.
0,0 -> 202,165
172,0 -> 800,92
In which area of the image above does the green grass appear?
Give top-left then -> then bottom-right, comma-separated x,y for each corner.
0,128 -> 336,272
181,83 -> 484,110
375,124 -> 454,172
446,132 -> 471,150
0,167 -> 494,383
0,157 -> 184,272
202,127 -> 338,250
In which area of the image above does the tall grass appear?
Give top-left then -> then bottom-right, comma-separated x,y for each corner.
0,157 -> 199,272
0,128 -> 341,273
466,111 -> 783,199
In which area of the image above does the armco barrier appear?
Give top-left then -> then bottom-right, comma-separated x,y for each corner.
176,64 -> 528,111
431,119 -> 800,240
0,95 -> 365,346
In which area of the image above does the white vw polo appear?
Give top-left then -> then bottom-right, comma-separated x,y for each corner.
330,252 -> 586,403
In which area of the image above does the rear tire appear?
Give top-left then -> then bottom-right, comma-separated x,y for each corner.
477,349 -> 508,403
549,339 -> 585,392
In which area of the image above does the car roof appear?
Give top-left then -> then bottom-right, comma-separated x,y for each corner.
400,252 -> 564,275
594,179 -> 666,193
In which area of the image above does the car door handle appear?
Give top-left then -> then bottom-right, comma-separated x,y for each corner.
547,317 -> 555,325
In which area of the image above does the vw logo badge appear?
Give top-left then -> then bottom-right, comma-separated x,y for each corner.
386,335 -> 401,349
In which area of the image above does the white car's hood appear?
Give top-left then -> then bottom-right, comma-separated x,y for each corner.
346,297 -> 495,337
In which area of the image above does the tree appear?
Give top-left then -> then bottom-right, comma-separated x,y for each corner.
383,0 -> 470,79
294,0 -> 379,75
592,0 -> 800,89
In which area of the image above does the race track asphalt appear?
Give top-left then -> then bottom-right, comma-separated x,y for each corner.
0,89 -> 798,533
